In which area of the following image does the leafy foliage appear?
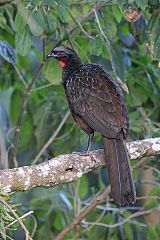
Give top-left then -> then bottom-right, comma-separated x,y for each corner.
0,0 -> 160,239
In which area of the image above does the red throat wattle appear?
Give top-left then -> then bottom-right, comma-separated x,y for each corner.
59,60 -> 65,68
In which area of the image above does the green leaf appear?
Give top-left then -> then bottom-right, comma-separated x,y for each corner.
44,13 -> 57,35
112,6 -> 122,23
0,12 -> 7,29
2,211 -> 14,222
0,41 -> 16,64
127,84 -> 149,106
124,222 -> 134,239
42,0 -> 55,6
4,7 -> 15,32
131,126 -> 142,133
15,12 -> 27,33
55,5 -> 68,23
28,10 -> 44,36
135,0 -> 148,10
32,102 -> 54,150
43,59 -> 62,84
78,176 -> 88,198
147,11 -> 160,60
15,26 -> 32,56
121,22 -> 130,36
0,220 -> 6,240
149,0 -> 160,5
88,37 -> 103,56
147,225 -> 159,240
19,113 -> 35,152
10,89 -> 23,124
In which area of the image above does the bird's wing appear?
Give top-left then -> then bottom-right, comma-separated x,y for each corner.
65,65 -> 128,139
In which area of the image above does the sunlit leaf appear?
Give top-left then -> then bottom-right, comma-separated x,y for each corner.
112,6 -> 123,23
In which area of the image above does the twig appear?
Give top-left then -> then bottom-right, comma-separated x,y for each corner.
5,211 -> 33,229
72,225 -> 81,240
2,234 -> 14,240
68,9 -> 94,39
144,165 -> 160,174
141,180 -> 160,186
12,64 -> 27,88
30,215 -> 37,238
0,197 -> 33,240
83,201 -> 109,233
136,196 -> 160,200
55,188 -> 110,240
127,219 -> 146,227
133,157 -> 152,170
31,83 -> 54,92
82,207 -> 159,229
32,110 -> 70,165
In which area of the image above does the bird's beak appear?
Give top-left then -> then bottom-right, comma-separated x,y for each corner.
47,52 -> 58,58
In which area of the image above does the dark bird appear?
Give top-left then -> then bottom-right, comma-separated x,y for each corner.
47,46 -> 136,207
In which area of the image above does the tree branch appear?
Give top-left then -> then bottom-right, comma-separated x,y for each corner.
0,137 -> 160,194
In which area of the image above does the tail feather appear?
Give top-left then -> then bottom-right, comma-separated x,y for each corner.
103,137 -> 136,207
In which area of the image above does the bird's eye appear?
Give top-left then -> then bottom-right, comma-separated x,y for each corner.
60,51 -> 65,55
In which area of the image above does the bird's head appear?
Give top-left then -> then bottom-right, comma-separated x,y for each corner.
47,46 -> 81,68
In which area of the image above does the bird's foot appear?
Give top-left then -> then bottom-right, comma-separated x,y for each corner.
72,150 -> 91,156
72,151 -> 96,162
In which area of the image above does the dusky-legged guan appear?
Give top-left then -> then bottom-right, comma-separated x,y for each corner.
47,46 -> 136,207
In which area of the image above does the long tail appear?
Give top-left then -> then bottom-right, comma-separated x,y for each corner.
103,137 -> 136,207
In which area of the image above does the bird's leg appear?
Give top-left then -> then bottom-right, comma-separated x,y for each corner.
72,133 -> 95,158
86,132 -> 94,153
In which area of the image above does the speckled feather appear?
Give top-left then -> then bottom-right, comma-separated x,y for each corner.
63,64 -> 128,139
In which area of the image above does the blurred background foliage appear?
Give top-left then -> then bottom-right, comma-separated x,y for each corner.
0,0 -> 160,239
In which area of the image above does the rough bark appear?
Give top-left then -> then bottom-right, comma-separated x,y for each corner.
0,137 -> 160,194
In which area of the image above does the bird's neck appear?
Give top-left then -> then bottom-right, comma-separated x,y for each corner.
62,57 -> 82,81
